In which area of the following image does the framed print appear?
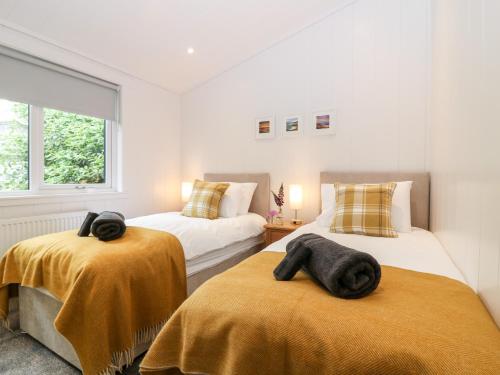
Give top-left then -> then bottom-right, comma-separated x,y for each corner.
255,116 -> 275,139
281,115 -> 303,137
312,110 -> 335,135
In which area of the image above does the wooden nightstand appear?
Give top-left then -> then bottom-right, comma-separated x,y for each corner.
264,221 -> 303,246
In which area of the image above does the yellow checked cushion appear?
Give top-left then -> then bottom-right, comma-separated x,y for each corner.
182,180 -> 229,219
331,182 -> 398,238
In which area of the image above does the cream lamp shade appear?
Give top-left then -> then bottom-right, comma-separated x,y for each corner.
289,184 -> 303,224
289,184 -> 303,210
181,181 -> 193,203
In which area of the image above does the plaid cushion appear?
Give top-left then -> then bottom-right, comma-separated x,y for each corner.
182,180 -> 229,219
330,182 -> 398,238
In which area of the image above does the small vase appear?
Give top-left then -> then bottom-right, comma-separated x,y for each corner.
275,207 -> 284,225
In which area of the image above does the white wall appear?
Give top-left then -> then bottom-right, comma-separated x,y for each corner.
0,25 -> 182,220
430,0 -> 500,325
181,0 -> 431,221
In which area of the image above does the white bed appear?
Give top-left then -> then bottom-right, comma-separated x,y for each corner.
13,172 -> 271,371
294,171 -> 465,284
266,221 -> 466,284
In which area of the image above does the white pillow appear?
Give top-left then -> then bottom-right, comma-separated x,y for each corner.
321,184 -> 336,212
317,206 -> 335,227
390,181 -> 413,233
219,183 -> 243,218
237,182 -> 258,215
318,181 -> 413,232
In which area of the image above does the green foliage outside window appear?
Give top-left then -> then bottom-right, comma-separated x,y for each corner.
0,101 -> 106,192
43,109 -> 105,185
0,102 -> 29,191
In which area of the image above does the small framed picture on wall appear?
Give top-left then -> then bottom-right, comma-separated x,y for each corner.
255,116 -> 275,139
281,115 -> 303,137
312,110 -> 335,135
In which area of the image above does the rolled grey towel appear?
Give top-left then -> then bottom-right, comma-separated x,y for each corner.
90,211 -> 126,241
78,212 -> 99,237
273,244 -> 311,281
285,233 -> 381,299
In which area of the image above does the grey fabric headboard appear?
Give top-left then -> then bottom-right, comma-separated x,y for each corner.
320,172 -> 430,230
204,173 -> 270,218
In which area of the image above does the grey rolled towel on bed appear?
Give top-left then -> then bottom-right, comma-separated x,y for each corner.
280,233 -> 381,299
78,212 -> 99,237
90,211 -> 127,241
273,243 -> 311,281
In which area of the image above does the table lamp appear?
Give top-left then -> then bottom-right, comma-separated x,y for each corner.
289,184 -> 303,224
181,181 -> 193,203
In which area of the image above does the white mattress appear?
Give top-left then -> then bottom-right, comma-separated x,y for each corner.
126,212 -> 266,260
265,221 -> 466,284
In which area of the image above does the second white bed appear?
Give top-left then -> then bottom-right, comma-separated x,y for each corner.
266,221 -> 466,284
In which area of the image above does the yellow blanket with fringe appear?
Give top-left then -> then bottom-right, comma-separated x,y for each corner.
0,227 -> 186,375
140,252 -> 500,375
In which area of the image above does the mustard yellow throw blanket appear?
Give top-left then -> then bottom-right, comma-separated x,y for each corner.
141,252 -> 500,375
0,227 -> 186,375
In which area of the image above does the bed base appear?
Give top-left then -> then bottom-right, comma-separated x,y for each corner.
19,286 -> 151,369
11,243 -> 262,371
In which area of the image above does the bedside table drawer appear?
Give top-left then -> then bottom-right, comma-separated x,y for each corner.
264,221 -> 304,246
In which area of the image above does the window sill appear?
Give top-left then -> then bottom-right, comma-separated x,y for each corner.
0,191 -> 128,207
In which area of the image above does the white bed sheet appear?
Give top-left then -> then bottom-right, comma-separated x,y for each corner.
126,212 -> 266,261
265,222 -> 466,284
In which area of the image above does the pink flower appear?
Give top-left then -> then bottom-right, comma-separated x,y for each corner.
268,210 -> 278,218
271,183 -> 285,207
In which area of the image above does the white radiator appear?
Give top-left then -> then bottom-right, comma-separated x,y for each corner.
0,211 -> 88,256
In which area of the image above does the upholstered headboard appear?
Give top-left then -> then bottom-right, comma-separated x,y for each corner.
204,173 -> 270,218
320,172 -> 430,230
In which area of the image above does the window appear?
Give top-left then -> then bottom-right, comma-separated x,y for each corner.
0,45 -> 119,196
0,98 -> 114,194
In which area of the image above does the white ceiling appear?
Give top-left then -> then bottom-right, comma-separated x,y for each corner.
0,0 -> 345,93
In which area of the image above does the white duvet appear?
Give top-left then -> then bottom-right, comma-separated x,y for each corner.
126,212 -> 266,260
266,221 -> 466,284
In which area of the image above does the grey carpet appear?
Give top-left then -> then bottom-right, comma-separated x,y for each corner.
0,326 -> 143,375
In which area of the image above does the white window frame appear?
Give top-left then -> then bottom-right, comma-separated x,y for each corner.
0,103 -> 117,197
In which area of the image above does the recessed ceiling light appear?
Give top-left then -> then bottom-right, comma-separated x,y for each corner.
187,47 -> 195,55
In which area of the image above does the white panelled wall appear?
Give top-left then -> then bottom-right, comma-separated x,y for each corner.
180,0 -> 500,326
430,0 -> 500,325
181,0 -> 430,222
